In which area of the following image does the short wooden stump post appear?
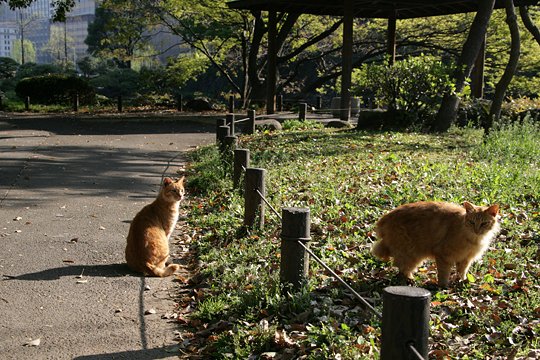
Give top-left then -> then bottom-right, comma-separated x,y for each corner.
224,135 -> 238,152
216,118 -> 227,142
299,103 -> 307,121
117,95 -> 123,113
247,109 -> 256,135
226,113 -> 235,136
176,94 -> 183,112
276,94 -> 283,112
243,168 -> 266,229
381,286 -> 430,360
233,149 -> 250,189
73,93 -> 79,112
217,125 -> 230,151
280,207 -> 310,293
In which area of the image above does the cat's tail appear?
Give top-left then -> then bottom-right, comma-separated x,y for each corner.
145,262 -> 180,277
371,240 -> 392,261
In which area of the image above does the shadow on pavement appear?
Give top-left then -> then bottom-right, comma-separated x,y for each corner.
71,345 -> 180,360
0,115 -> 216,136
3,263 -> 134,281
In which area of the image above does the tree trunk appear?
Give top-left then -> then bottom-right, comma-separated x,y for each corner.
433,0 -> 496,132
519,6 -> 540,46
485,0 -> 521,134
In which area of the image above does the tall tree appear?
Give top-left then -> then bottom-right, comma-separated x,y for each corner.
2,0 -> 74,21
433,0 -> 496,132
41,24 -> 75,67
486,0 -> 521,132
85,0 -> 156,69
519,6 -> 540,45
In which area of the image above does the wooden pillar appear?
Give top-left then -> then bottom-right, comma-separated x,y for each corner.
266,10 -> 278,115
381,286 -> 430,360
247,109 -> 256,135
226,113 -> 235,136
233,149 -> 250,189
471,36 -> 486,99
244,168 -> 266,229
299,103 -> 307,121
387,16 -> 397,65
280,208 -> 310,292
340,0 -> 354,121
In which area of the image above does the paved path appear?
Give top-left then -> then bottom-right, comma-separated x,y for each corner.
0,116 -> 214,359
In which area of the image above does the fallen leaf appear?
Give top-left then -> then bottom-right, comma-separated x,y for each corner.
145,308 -> 156,315
24,338 -> 41,347
76,280 -> 88,284
99,226 -> 106,230
14,216 -> 22,221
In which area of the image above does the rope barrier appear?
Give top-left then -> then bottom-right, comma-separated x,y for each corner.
256,189 -> 282,222
408,342 -> 427,360
252,187 -> 382,320
295,239 -> 382,319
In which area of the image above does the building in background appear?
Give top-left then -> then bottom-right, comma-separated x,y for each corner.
0,0 -> 97,65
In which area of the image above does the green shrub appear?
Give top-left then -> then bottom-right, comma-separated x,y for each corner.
15,74 -> 95,105
352,55 -> 456,128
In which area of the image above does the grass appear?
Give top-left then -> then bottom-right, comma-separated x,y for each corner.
182,119 -> 540,359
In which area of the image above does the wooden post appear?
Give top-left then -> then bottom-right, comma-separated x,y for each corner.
299,103 -> 307,121
247,109 -> 256,135
73,93 -> 79,112
280,207 -> 310,292
217,125 -> 230,148
177,94 -> 183,111
276,95 -> 283,112
216,118 -> 227,142
25,96 -> 30,111
228,95 -> 235,114
316,96 -> 322,110
226,113 -> 235,136
224,135 -> 237,152
381,286 -> 430,360
117,95 -> 123,113
243,168 -> 266,229
233,148 -> 250,189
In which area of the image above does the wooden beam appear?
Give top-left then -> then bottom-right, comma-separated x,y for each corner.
340,0 -> 353,121
266,10 -> 277,115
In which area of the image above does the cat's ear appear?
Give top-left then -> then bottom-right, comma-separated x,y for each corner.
486,204 -> 499,217
178,176 -> 185,184
463,201 -> 475,213
163,177 -> 173,186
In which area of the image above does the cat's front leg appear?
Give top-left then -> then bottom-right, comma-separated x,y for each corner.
456,259 -> 472,281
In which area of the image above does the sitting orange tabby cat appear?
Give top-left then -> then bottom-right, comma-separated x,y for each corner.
372,201 -> 500,287
125,177 -> 185,277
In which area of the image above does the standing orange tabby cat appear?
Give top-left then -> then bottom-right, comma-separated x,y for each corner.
125,177 -> 185,277
372,201 -> 500,287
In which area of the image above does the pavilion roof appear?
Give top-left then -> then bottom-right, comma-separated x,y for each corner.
228,0 -> 539,19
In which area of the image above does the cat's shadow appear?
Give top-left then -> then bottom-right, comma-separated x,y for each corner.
3,263 -> 137,281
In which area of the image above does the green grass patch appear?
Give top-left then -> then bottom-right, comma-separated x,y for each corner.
184,123 -> 540,359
